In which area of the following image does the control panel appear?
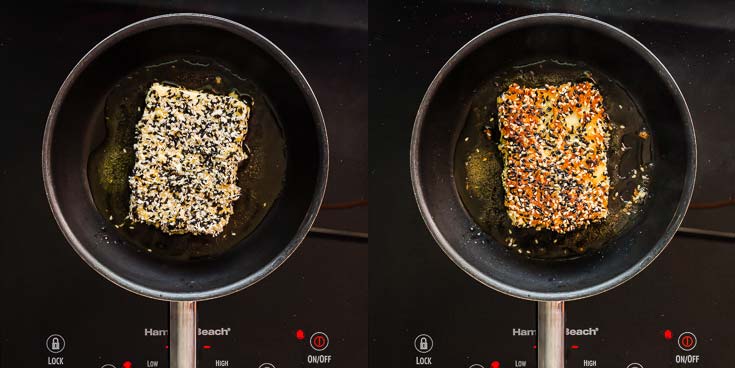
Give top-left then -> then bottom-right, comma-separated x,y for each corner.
402,325 -> 708,368
37,326 -> 338,367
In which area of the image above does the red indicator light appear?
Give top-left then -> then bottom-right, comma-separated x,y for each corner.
664,329 -> 673,340
571,345 -> 580,350
122,361 -> 132,368
491,361 -> 501,368
203,345 -> 212,350
533,345 -> 537,349
165,345 -> 169,350
296,329 -> 305,340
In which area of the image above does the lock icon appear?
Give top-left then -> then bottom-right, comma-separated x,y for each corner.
46,334 -> 65,353
415,334 -> 432,353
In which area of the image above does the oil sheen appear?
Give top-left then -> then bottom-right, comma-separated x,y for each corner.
454,60 -> 653,261
88,57 -> 287,262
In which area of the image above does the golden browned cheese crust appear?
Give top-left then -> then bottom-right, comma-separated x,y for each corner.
497,82 -> 610,233
129,83 -> 251,236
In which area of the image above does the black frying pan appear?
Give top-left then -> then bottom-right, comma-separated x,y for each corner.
411,14 -> 695,366
42,14 -> 328,367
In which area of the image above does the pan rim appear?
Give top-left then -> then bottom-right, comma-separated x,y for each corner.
42,13 -> 329,302
410,13 -> 696,302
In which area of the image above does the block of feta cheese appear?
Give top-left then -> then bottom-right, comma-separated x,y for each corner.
129,83 -> 251,236
497,82 -> 610,233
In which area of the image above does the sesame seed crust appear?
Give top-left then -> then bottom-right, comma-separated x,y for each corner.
497,82 -> 610,233
128,83 -> 251,236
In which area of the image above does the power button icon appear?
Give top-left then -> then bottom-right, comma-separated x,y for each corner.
678,332 -> 697,351
310,332 -> 329,351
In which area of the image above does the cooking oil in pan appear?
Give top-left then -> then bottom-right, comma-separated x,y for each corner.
455,60 -> 653,261
88,57 -> 287,262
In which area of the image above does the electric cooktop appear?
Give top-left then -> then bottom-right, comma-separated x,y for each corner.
0,1 -> 367,367
370,1 -> 735,367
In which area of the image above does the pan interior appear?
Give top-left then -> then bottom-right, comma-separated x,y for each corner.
454,60 -> 652,261
87,56 -> 287,262
413,16 -> 693,300
45,19 -> 325,298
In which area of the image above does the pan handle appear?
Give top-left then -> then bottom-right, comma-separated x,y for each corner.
170,301 -> 197,368
538,301 -> 565,368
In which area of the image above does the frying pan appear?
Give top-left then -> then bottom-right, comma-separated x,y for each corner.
411,14 -> 695,366
42,14 -> 328,367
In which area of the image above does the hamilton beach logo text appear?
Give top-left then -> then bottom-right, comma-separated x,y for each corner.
512,327 -> 599,336
144,328 -> 232,336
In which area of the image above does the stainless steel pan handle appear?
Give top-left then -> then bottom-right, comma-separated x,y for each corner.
171,301 -> 197,368
538,301 -> 565,368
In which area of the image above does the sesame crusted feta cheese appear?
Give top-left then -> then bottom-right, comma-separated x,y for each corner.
497,82 -> 610,233
128,83 -> 251,236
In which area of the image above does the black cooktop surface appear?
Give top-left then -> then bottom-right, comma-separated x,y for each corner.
370,1 -> 735,367
3,1 -> 735,367
0,1 -> 367,367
